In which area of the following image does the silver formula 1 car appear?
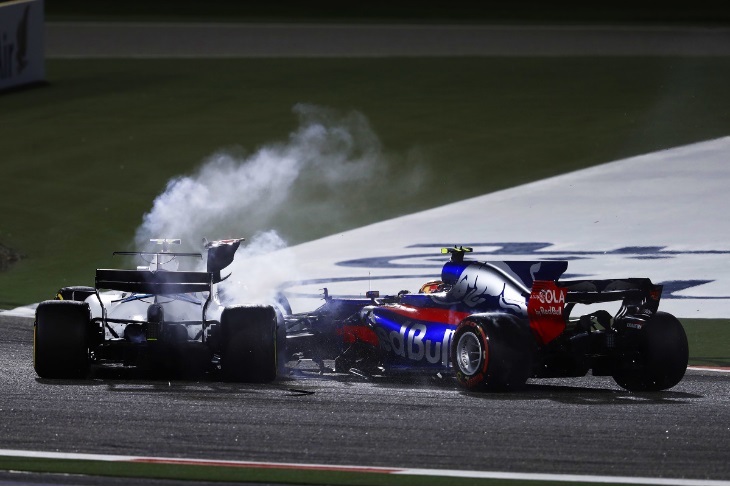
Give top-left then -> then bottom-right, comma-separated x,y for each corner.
33,238 -> 281,382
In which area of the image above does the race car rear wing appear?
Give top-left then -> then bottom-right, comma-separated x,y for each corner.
95,269 -> 213,294
558,278 -> 662,311
528,278 -> 663,345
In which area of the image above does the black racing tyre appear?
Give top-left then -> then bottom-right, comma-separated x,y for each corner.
612,312 -> 688,392
34,300 -> 90,379
271,306 -> 289,377
220,304 -> 278,383
450,314 -> 535,391
56,286 -> 96,302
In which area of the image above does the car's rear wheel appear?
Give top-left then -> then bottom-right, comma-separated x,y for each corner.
220,305 -> 278,382
34,300 -> 90,379
451,314 -> 535,391
612,311 -> 688,392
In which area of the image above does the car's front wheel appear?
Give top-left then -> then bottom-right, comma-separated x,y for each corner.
55,286 -> 96,302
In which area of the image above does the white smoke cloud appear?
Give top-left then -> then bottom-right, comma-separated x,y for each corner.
215,230 -> 296,307
134,104 -> 426,307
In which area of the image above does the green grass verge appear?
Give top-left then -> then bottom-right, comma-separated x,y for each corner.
2,57 -> 730,308
684,319 -> 730,367
0,456 -> 579,485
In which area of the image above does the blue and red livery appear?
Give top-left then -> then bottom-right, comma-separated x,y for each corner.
283,246 -> 689,392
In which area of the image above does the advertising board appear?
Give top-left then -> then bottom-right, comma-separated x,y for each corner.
0,0 -> 44,91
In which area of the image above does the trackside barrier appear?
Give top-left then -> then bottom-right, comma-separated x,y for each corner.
0,0 -> 44,91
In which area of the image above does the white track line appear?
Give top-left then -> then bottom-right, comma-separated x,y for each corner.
687,366 -> 730,373
0,449 -> 727,485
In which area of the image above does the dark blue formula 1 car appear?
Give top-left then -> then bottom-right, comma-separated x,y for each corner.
283,247 -> 689,392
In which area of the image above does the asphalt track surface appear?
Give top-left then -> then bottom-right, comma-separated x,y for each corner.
1,315 -> 729,484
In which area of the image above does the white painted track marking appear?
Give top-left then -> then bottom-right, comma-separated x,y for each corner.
687,366 -> 730,373
278,137 -> 730,319
0,449 -> 728,485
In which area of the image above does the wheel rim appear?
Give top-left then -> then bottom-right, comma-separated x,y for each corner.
456,331 -> 483,375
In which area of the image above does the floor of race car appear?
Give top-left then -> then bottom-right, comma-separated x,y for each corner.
1,315 -> 729,484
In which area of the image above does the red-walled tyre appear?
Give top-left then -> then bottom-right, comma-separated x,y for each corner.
450,314 -> 535,391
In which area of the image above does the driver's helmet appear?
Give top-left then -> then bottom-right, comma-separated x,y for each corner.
419,280 -> 445,294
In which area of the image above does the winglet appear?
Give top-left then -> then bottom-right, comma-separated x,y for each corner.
205,238 -> 245,283
203,238 -> 245,249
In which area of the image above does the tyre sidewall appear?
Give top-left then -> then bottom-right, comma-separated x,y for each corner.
613,311 -> 688,392
220,305 -> 277,383
451,319 -> 489,390
34,300 -> 90,379
451,314 -> 535,391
